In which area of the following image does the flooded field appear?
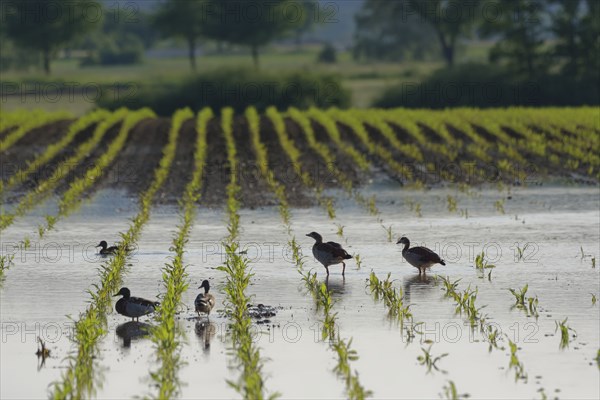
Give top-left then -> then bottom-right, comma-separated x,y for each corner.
1,185 -> 598,399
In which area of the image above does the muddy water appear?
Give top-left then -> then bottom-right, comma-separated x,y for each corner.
1,186 -> 598,399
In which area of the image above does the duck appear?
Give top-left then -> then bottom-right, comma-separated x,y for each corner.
114,287 -> 159,321
306,231 -> 352,276
397,237 -> 445,275
96,240 -> 118,255
195,280 -> 216,318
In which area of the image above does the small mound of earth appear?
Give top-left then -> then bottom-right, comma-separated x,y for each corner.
247,303 -> 283,324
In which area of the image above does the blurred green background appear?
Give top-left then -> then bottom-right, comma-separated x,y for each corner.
1,0 -> 598,115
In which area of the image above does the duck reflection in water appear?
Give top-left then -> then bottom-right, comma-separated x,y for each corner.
402,273 -> 434,304
195,320 -> 217,353
116,321 -> 151,348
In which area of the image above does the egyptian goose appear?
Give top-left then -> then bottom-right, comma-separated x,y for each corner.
397,236 -> 445,275
306,231 -> 352,276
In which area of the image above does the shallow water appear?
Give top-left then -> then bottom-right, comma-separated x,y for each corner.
1,186 -> 599,399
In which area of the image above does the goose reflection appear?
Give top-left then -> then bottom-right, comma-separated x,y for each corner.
116,321 -> 151,348
402,273 -> 434,303
324,275 -> 346,299
195,320 -> 217,352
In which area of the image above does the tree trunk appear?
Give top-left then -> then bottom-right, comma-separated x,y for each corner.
188,37 -> 196,72
251,44 -> 259,69
43,48 -> 51,75
436,30 -> 454,67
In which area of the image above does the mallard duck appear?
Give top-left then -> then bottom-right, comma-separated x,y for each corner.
96,240 -> 118,255
114,287 -> 159,321
306,232 -> 352,276
397,237 -> 445,275
195,280 -> 216,318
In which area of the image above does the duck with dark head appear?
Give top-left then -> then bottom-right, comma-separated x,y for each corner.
306,231 -> 352,276
114,287 -> 159,321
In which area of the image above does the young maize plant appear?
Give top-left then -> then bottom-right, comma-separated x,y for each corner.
0,108 -> 129,231
149,107 -> 203,399
219,107 -> 273,399
0,110 -> 72,153
0,109 -> 109,195
51,107 -> 181,399
36,109 -> 155,237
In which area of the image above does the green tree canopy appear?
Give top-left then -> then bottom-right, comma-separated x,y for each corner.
153,0 -> 208,71
408,0 -> 482,66
480,0 -> 547,78
202,0 -> 304,67
4,0 -> 100,74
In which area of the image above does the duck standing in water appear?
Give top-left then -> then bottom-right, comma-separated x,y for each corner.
306,232 -> 352,276
96,240 -> 118,255
114,287 -> 159,321
397,237 -> 445,276
195,280 -> 216,318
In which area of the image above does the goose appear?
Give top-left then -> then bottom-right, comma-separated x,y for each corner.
96,240 -> 118,255
306,232 -> 352,276
397,237 -> 445,275
114,287 -> 159,321
195,280 -> 216,318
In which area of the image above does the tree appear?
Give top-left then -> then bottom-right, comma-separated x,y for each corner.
354,0 -> 437,62
480,0 -> 547,78
408,0 -> 482,67
202,0 -> 302,68
4,0 -> 100,74
548,0 -> 600,77
153,0 -> 207,71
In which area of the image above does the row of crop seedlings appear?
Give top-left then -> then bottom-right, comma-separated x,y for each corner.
249,106 -> 372,399
323,108 -> 418,184
501,108 -> 598,173
148,108 -> 212,398
219,107 -> 272,398
0,108 -> 129,231
51,108 -> 181,399
0,110 -> 72,153
0,109 -> 109,195
266,107 -> 335,218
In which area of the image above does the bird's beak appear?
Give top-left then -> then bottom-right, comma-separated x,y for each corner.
96,244 -> 101,247
113,293 -> 120,297
305,234 -> 311,237
396,239 -> 401,244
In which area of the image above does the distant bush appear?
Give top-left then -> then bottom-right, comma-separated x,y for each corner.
81,34 -> 144,66
97,68 -> 350,115
317,43 -> 337,64
374,63 -> 600,108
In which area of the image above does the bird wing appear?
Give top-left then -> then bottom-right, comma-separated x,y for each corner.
130,296 -> 159,309
319,242 -> 352,259
409,246 -> 442,262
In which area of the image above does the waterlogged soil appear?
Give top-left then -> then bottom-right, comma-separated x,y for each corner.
3,118 -> 598,211
0,186 -> 598,399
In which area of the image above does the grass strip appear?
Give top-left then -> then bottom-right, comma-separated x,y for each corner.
0,110 -> 72,153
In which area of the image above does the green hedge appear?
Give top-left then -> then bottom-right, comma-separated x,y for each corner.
97,69 -> 350,115
374,63 -> 599,108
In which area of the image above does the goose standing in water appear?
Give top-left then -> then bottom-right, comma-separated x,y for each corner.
114,287 -> 159,321
306,232 -> 352,276
96,240 -> 118,255
195,280 -> 216,318
397,237 -> 445,276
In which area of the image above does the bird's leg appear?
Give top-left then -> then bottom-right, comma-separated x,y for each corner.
326,266 -> 330,276
342,262 -> 346,276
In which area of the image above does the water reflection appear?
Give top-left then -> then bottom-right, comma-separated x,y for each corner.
195,320 -> 217,352
115,321 -> 151,348
325,275 -> 346,299
403,274 -> 435,303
